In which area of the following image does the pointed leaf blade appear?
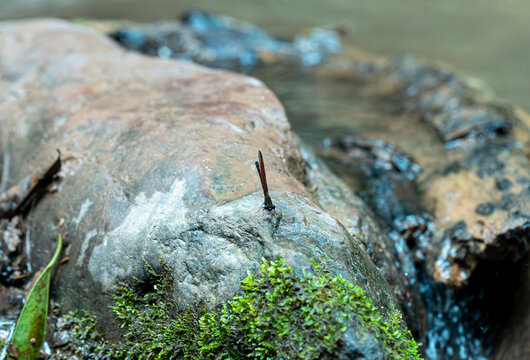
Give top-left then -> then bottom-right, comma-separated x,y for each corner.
12,235 -> 62,359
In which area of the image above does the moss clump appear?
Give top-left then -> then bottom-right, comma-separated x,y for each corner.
109,262 -> 202,359
62,258 -> 422,359
52,310 -> 113,359
199,258 -> 421,359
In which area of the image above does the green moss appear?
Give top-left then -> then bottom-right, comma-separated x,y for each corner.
306,185 -> 318,200
109,262 -> 202,359
198,258 -> 421,359
62,258 -> 422,359
53,310 -> 113,359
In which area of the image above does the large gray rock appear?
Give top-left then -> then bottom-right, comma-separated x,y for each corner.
0,18 -> 398,352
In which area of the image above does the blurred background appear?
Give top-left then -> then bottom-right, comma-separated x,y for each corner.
1,0 -> 529,112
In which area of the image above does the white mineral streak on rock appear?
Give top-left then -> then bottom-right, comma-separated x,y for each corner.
72,198 -> 93,232
88,179 -> 187,290
77,229 -> 98,267
212,117 -> 246,134
245,77 -> 264,87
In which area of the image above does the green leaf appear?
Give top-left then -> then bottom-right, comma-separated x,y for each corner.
12,235 -> 62,359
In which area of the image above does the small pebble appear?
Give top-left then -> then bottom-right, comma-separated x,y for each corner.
495,178 -> 512,191
475,202 -> 496,216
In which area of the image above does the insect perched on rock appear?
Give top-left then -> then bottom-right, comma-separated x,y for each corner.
255,150 -> 275,211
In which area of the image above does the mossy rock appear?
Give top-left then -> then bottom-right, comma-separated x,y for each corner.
53,257 -> 421,360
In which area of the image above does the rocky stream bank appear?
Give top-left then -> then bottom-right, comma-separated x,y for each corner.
0,12 -> 528,360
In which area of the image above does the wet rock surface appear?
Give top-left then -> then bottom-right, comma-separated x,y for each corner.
313,54 -> 529,358
107,10 -> 341,70
0,18 -> 403,357
313,52 -> 530,290
378,55 -> 517,147
299,138 -> 428,339
370,55 -> 530,289
320,135 -> 426,238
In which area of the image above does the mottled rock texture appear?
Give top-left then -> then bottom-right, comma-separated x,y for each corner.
375,55 -> 530,289
323,53 -> 530,289
0,19 -> 400,355
300,139 -> 428,338
314,52 -> 529,356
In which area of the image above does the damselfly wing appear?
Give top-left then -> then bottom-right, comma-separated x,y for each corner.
255,150 -> 275,211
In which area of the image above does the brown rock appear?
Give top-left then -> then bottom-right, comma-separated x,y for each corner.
328,53 -> 530,289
